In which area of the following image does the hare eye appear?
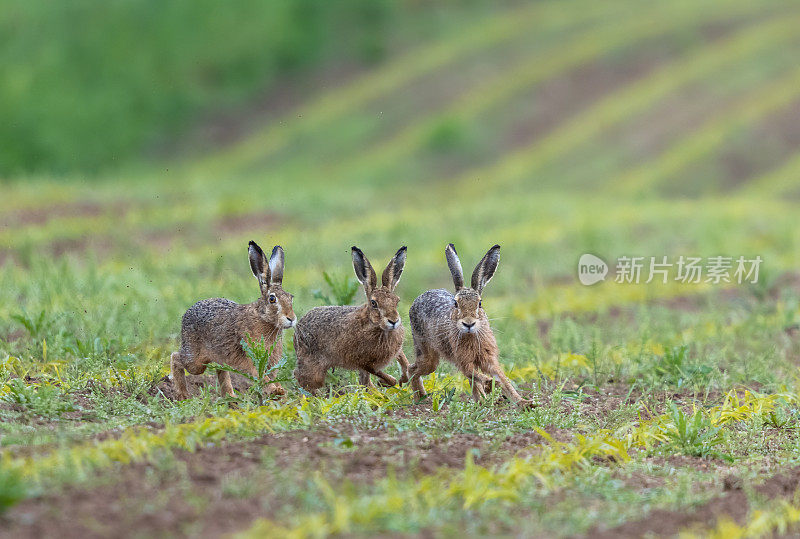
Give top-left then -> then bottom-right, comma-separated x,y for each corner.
479,300 -> 482,308
269,295 -> 277,303
370,300 -> 378,308
453,299 -> 458,308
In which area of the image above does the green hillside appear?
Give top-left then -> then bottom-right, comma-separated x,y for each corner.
3,0 -> 800,535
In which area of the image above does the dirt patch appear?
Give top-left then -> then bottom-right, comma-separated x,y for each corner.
617,455 -> 730,492
533,281 -> 762,353
770,272 -> 800,300
216,211 -> 283,237
551,380 -> 726,424
589,467 -> 800,538
502,45 -> 672,153
0,201 -> 130,229
1,328 -> 26,343
160,61 -> 362,159
1,424 -> 557,538
719,99 -> 800,190
645,454 -> 731,471
2,209 -> 285,264
0,401 -> 25,413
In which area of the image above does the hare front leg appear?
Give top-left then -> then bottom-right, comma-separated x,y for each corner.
490,363 -> 535,409
358,370 -> 376,389
460,365 -> 488,402
396,349 -> 410,384
217,370 -> 236,398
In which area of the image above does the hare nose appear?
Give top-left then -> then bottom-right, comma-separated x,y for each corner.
462,321 -> 475,329
387,319 -> 398,327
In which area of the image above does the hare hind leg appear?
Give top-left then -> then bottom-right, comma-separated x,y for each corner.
408,343 -> 440,399
461,368 -> 495,395
265,382 -> 287,396
362,366 -> 398,387
172,347 -> 210,400
294,354 -> 327,395
170,352 -> 190,400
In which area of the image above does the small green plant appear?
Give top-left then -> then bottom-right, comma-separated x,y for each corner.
10,310 -> 48,340
651,346 -> 711,387
658,402 -> 731,461
312,271 -> 359,306
654,346 -> 688,381
763,406 -> 798,429
66,336 -> 118,360
211,334 -> 284,406
431,387 -> 456,412
1,378 -> 74,417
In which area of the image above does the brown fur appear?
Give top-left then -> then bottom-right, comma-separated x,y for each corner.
408,244 -> 534,408
170,241 -> 295,400
293,246 -> 410,394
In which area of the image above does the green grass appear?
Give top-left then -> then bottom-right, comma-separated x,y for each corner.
4,0 -> 800,535
0,0 -> 499,174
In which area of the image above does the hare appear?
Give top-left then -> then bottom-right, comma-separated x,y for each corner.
407,244 -> 533,408
170,240 -> 296,400
293,246 -> 410,394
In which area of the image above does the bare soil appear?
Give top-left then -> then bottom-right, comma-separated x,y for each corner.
589,467 -> 800,538
502,46 -> 676,153
0,201 -> 129,229
1,208 -> 285,264
0,424 -> 557,538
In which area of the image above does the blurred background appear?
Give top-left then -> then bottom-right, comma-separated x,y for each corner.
2,0 -> 800,372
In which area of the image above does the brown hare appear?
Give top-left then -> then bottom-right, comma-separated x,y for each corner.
408,243 -> 533,408
293,246 -> 410,394
170,240 -> 295,400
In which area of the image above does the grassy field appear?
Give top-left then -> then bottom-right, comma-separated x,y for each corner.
3,0 -> 800,536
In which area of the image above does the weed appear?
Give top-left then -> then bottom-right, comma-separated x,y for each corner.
657,402 -> 731,461
211,334 -> 285,406
649,346 -> 712,388
312,271 -> 360,306
10,310 -> 49,340
1,378 -> 74,418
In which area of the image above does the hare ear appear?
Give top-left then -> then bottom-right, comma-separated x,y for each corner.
445,243 -> 464,291
471,244 -> 500,293
248,241 -> 270,294
352,246 -> 377,295
269,245 -> 284,285
382,246 -> 407,291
